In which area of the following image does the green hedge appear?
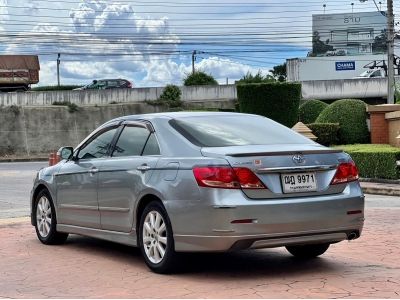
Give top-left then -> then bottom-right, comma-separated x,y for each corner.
237,82 -> 301,127
334,144 -> 400,179
307,123 -> 339,146
316,99 -> 369,144
299,99 -> 328,124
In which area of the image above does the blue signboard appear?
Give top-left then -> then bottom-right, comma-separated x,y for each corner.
335,61 -> 355,71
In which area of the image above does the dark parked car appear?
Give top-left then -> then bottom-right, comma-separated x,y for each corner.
74,79 -> 132,90
31,112 -> 364,273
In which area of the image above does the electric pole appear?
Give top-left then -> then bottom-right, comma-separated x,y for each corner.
387,0 -> 395,104
192,50 -> 197,74
57,53 -> 61,87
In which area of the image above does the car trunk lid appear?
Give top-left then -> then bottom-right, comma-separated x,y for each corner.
201,144 -> 348,199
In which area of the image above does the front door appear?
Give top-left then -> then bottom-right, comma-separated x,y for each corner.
56,126 -> 119,228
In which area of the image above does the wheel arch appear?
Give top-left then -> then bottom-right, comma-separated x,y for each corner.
135,194 -> 165,235
31,183 -> 53,225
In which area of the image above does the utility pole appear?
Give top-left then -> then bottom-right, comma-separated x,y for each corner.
387,0 -> 395,104
192,50 -> 197,74
57,53 -> 61,87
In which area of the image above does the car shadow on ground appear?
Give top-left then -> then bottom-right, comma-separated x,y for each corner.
61,234 -> 341,278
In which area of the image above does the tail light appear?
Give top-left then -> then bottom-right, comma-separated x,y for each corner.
193,166 -> 266,189
331,162 -> 359,185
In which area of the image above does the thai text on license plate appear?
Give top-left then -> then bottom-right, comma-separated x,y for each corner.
281,172 -> 317,193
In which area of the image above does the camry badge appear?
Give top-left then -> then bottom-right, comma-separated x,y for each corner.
292,154 -> 305,164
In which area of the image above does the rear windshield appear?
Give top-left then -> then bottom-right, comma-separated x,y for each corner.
169,115 -> 312,147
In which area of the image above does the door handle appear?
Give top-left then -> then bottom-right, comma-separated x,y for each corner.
137,165 -> 151,171
89,167 -> 99,174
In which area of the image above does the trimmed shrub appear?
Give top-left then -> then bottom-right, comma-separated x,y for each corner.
316,99 -> 369,144
31,85 -> 82,91
307,123 -> 339,146
52,101 -> 79,113
159,84 -> 183,108
299,99 -> 328,124
237,82 -> 301,127
183,71 -> 218,86
334,144 -> 400,179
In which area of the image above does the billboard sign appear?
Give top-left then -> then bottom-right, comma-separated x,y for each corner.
311,11 -> 387,57
335,61 -> 355,71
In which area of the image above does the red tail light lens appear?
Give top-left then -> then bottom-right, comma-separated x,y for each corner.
193,166 -> 265,189
233,167 -> 265,189
331,162 -> 359,185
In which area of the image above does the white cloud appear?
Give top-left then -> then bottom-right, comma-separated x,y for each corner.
0,0 -> 8,29
9,0 -> 287,87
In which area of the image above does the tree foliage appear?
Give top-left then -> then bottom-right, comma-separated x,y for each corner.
236,71 -> 275,84
183,71 -> 218,86
270,63 -> 287,82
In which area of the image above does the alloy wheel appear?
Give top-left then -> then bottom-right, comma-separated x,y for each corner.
142,210 -> 167,264
36,196 -> 52,238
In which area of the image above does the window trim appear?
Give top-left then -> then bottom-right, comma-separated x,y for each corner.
109,121 -> 158,158
74,123 -> 121,161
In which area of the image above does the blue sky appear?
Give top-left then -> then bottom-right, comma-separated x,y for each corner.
0,0 -> 397,87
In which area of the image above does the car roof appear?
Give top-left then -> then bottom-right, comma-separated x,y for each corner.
97,79 -> 127,81
103,111 -> 259,126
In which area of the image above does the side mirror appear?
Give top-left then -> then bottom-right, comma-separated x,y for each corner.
57,146 -> 74,161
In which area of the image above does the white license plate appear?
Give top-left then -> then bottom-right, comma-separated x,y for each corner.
281,172 -> 317,193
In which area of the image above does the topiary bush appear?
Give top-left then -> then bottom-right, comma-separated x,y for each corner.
237,82 -> 301,127
307,123 -> 339,146
334,144 -> 400,179
159,84 -> 183,108
299,99 -> 328,124
316,99 -> 369,144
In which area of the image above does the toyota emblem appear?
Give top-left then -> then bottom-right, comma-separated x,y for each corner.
292,154 -> 305,164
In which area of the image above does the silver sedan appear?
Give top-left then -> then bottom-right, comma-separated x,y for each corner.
30,112 -> 364,273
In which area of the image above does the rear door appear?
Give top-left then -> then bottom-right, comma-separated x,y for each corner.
98,121 -> 161,232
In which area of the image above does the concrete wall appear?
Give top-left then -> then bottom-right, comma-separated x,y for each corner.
301,78 -> 388,100
0,79 -> 392,104
0,85 -> 237,107
0,100 -> 235,156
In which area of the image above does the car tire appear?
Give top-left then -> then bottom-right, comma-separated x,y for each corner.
286,243 -> 330,259
34,190 -> 68,245
138,201 -> 178,274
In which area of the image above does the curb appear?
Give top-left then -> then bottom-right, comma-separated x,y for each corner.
361,187 -> 400,197
0,157 -> 48,163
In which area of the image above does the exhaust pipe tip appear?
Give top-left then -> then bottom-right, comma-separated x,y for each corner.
347,231 -> 358,240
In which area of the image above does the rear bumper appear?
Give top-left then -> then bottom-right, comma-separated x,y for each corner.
168,182 -> 364,252
174,227 -> 362,252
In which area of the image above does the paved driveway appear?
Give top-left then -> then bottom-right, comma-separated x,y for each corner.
0,194 -> 399,298
0,161 -> 47,218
